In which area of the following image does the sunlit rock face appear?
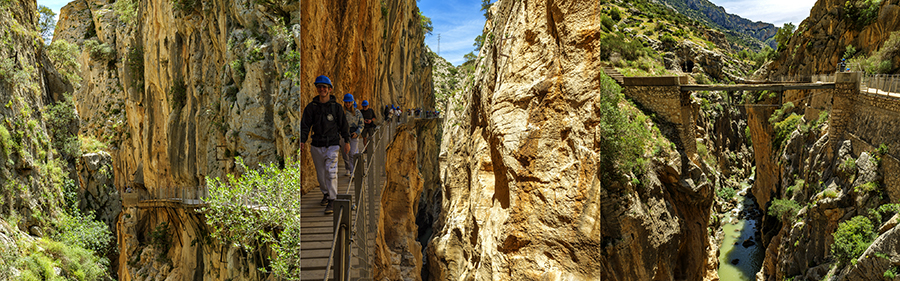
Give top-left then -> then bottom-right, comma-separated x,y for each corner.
55,0 -> 432,278
426,1 -> 603,278
771,0 -> 900,76
426,0 -> 718,280
55,0 -> 432,195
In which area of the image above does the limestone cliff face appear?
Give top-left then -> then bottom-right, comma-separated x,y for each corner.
56,0 -> 432,194
373,118 -> 441,280
55,0 -> 432,278
747,79 -> 900,279
427,0 -> 717,279
0,0 -> 74,232
771,0 -> 900,75
376,123 -> 424,280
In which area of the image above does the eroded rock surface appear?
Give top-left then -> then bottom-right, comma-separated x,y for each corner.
427,0 -> 717,279
54,0 -> 432,278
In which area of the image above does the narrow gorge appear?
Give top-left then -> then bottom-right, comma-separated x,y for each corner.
2,0 -> 900,280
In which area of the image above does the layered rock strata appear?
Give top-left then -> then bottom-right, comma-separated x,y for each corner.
427,0 -> 718,279
771,0 -> 900,75
55,0 -> 433,278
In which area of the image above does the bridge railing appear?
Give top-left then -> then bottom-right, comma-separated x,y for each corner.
860,73 -> 900,95
324,111 -> 407,281
135,185 -> 209,206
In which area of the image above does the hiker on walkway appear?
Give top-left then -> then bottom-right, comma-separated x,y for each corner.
360,100 -> 377,149
393,105 -> 401,122
299,75 -> 350,215
383,105 -> 392,123
340,93 -> 363,177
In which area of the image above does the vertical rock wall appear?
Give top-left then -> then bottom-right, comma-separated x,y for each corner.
771,0 -> 900,76
427,0 -> 720,279
0,0 -> 73,232
54,0 -> 433,278
428,0 -> 605,277
373,117 -> 441,281
376,123 -> 425,280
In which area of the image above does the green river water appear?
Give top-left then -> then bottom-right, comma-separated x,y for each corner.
718,196 -> 765,281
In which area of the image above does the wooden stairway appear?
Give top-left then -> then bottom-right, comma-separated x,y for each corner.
602,64 -> 625,86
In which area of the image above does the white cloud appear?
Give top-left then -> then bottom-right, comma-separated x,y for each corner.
425,19 -> 485,65
714,0 -> 817,27
420,0 -> 489,66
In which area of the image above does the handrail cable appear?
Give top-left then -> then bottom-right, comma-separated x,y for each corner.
322,207 -> 344,281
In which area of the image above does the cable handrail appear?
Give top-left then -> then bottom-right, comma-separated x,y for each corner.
322,206 -> 344,281
323,112 -> 442,280
324,112 -> 407,280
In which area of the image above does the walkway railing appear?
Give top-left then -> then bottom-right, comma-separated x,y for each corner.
860,73 -> 900,97
129,185 -> 208,207
324,112 -> 404,281
323,111 -> 443,280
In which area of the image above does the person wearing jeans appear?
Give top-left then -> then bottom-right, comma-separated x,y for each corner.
299,75 -> 350,214
340,93 -> 363,177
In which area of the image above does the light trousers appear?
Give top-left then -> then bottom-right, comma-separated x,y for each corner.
310,145 -> 339,200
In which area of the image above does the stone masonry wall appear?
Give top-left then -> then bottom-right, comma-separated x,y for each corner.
623,85 -> 684,125
829,72 -> 900,203
622,76 -> 697,160
828,72 -> 859,150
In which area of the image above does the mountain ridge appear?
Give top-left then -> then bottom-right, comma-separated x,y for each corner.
658,0 -> 778,49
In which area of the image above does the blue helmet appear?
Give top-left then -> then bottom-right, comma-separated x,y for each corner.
361,100 -> 369,107
343,93 -> 354,102
353,101 -> 358,108
314,75 -> 332,87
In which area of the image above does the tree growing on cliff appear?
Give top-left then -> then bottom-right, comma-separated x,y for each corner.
774,22 -> 795,52
599,73 -> 651,186
832,215 -> 877,265
37,5 -> 56,43
203,157 -> 304,279
419,11 -> 433,36
844,0 -> 882,28
481,0 -> 493,20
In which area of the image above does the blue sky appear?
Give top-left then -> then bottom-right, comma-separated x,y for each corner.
418,0 -> 491,66
37,0 -> 816,66
37,0 -> 70,18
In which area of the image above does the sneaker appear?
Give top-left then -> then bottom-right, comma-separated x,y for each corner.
320,195 -> 329,206
324,200 -> 334,214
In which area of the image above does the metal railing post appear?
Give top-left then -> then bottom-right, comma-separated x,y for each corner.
354,154 -> 364,203
334,194 -> 352,281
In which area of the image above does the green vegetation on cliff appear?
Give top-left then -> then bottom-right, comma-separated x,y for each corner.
599,73 -> 673,186
848,31 -> 900,74
657,0 -> 777,50
832,216 -> 877,265
204,157 -> 303,279
844,0 -> 882,28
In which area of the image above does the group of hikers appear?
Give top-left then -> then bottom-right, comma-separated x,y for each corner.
300,75 -> 442,214
298,75 -> 378,214
298,75 -> 441,214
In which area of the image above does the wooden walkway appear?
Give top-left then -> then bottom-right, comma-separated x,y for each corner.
299,159 -> 377,281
